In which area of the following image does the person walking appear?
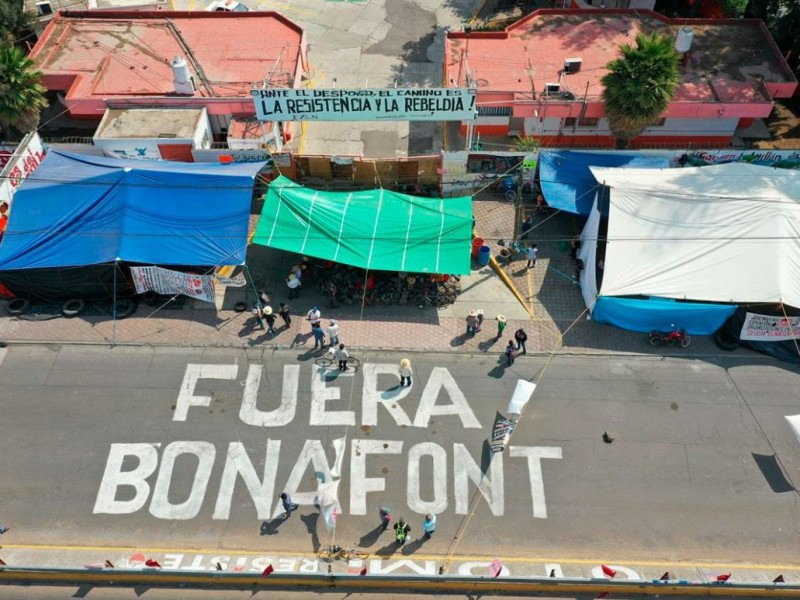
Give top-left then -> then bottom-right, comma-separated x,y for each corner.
526,243 -> 539,269
476,309 -> 484,332
280,492 -> 299,518
327,320 -> 340,348
312,323 -> 325,349
505,340 -> 516,366
335,343 -> 349,371
327,281 -> 339,309
399,358 -> 413,388
466,309 -> 478,336
263,306 -> 277,336
495,315 -> 507,340
278,302 -> 292,328
422,513 -> 437,539
252,302 -> 266,330
306,306 -> 321,330
0,522 -> 9,535
379,506 -> 392,531
519,214 -> 534,242
394,517 -> 411,545
514,328 -> 528,355
286,273 -> 301,299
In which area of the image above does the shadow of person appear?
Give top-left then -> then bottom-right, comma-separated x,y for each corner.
477,338 -> 499,352
400,536 -> 426,555
374,540 -> 401,557
358,524 -> 386,548
300,512 -> 320,551
450,333 -> 467,347
380,386 -> 406,401
488,363 -> 507,379
238,318 -> 262,338
260,518 -> 284,536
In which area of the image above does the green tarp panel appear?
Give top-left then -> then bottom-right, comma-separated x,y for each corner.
253,176 -> 473,274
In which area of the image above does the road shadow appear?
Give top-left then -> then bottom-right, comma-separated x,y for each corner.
478,338 -> 500,352
450,333 -> 469,347
300,512 -> 321,551
374,540 -> 402,557
260,517 -> 286,536
752,453 -> 795,493
238,317 -> 263,338
358,524 -> 387,548
381,385 -> 406,400
400,536 -> 427,555
487,363 -> 508,378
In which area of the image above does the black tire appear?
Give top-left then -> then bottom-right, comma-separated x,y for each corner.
713,329 -> 739,351
61,298 -> 85,318
141,290 -> 159,306
648,334 -> 661,346
315,357 -> 334,368
113,298 -> 137,319
7,298 -> 30,316
680,335 -> 691,349
234,301 -> 247,313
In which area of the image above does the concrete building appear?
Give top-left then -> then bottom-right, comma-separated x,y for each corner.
445,9 -> 798,148
29,10 -> 306,148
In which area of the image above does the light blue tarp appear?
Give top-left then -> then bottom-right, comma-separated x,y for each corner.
539,151 -> 669,215
592,296 -> 738,335
0,151 -> 266,270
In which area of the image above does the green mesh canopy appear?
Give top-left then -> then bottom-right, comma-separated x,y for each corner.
253,176 -> 472,274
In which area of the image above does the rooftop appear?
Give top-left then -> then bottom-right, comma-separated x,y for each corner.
94,108 -> 206,139
31,11 -> 303,116
446,10 -> 797,104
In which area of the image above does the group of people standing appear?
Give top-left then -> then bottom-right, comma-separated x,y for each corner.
380,506 -> 436,545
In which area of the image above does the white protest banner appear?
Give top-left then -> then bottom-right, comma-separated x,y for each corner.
740,312 -> 800,341
0,132 -> 45,205
130,266 -> 216,303
251,88 -> 477,122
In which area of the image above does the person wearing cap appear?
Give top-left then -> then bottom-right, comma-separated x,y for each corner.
327,319 -> 340,348
495,314 -> 507,340
286,273 -> 301,299
476,309 -> 485,332
263,305 -> 277,336
306,306 -> 321,328
466,309 -> 478,336
334,343 -> 349,371
399,358 -> 413,387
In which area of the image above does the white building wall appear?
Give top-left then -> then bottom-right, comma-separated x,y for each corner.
192,109 -> 213,149
92,137 -> 194,159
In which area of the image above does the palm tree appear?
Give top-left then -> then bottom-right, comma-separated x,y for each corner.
601,32 -> 680,148
0,39 -> 48,137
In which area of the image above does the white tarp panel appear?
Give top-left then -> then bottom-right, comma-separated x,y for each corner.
578,191 -> 601,312
590,163 -> 800,307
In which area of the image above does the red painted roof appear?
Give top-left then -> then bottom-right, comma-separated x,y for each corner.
446,10 -> 797,104
31,11 -> 303,117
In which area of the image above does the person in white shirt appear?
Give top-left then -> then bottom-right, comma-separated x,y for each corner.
334,344 -> 349,371
327,320 -> 340,348
526,243 -> 538,269
399,358 -> 412,387
287,274 -> 301,299
306,306 -> 321,328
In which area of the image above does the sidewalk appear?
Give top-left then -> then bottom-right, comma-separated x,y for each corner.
0,198 -> 727,356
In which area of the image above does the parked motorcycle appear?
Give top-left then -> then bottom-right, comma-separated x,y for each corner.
649,327 -> 690,348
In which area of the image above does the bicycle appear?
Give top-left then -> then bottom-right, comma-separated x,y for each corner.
317,544 -> 369,561
315,351 -> 362,370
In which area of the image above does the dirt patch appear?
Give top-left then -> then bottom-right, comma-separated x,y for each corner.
753,98 -> 800,150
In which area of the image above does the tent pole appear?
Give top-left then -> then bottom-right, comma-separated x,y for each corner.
112,259 -> 118,347
244,265 -> 261,312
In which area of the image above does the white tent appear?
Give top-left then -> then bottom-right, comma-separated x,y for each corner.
589,163 -> 800,308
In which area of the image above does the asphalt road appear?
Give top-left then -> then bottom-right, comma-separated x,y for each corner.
1,346 -> 799,567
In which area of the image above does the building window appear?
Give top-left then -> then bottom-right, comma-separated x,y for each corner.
650,117 -> 666,127
564,117 -> 598,128
477,106 -> 512,117
36,1 -> 53,15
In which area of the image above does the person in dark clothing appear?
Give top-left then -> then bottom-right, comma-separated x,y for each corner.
280,492 -> 299,518
278,302 -> 292,327
514,328 -> 528,355
327,281 -> 338,308
570,234 -> 582,262
519,215 -> 534,241
263,306 -> 277,336
394,518 -> 411,545
505,340 -> 516,366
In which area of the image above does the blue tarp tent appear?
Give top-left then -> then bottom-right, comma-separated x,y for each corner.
0,151 -> 266,301
592,296 -> 738,335
0,151 -> 266,270
539,151 -> 669,215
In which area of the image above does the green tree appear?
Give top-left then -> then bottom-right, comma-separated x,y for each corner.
0,40 -> 48,136
512,135 -> 540,152
0,1 -> 37,41
601,32 -> 680,148
746,0 -> 800,71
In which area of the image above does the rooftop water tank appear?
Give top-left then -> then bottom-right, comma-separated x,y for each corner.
675,27 -> 694,54
171,56 -> 196,95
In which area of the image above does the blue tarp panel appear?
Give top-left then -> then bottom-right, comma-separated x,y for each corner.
539,151 -> 669,215
592,296 -> 738,335
0,151 -> 266,270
